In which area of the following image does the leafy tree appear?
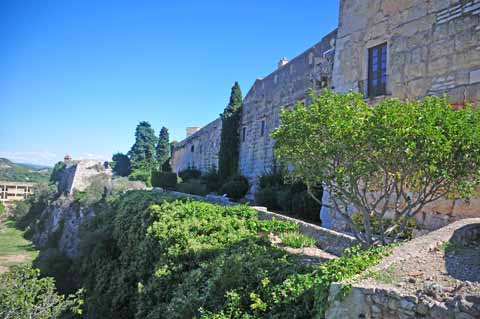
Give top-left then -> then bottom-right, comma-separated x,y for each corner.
156,127 -> 170,171
272,90 -> 480,246
0,266 -> 82,319
112,153 -> 131,177
50,161 -> 66,184
218,82 -> 243,180
128,121 -> 158,171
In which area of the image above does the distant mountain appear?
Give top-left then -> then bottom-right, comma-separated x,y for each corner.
0,158 -> 52,183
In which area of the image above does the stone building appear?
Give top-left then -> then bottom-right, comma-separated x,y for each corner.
171,0 -> 480,229
171,118 -> 222,173
0,181 -> 34,207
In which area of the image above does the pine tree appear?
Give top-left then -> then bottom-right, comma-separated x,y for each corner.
128,121 -> 157,171
112,153 -> 131,176
218,82 -> 243,180
156,126 -> 170,171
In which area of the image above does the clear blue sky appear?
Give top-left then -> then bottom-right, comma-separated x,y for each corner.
0,0 -> 340,166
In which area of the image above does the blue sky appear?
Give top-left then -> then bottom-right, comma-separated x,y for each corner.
0,0 -> 340,166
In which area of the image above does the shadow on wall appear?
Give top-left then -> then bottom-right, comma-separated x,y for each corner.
444,223 -> 480,282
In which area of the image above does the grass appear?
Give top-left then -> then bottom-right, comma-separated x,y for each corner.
279,231 -> 316,248
0,220 -> 38,272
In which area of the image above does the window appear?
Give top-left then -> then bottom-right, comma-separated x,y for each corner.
260,120 -> 265,136
191,145 -> 195,153
242,127 -> 246,142
368,43 -> 387,97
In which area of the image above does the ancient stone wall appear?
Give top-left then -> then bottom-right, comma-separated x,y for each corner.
59,160 -> 112,194
332,0 -> 480,104
239,30 -> 337,190
171,118 -> 222,173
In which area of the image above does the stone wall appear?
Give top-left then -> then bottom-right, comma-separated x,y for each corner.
171,118 -> 222,173
239,30 -> 337,190
332,0 -> 480,104
59,160 -> 112,194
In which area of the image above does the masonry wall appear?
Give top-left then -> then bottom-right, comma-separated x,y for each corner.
239,30 -> 337,190
332,0 -> 480,104
171,118 -> 222,173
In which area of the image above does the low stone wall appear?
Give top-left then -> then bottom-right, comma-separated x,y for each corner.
253,206 -> 356,256
166,190 -> 357,256
327,285 -> 480,319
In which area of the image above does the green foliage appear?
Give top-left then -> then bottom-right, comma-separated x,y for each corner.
151,171 -> 178,190
128,121 -> 158,171
33,248 -> 78,294
11,183 -> 56,230
176,179 -> 208,196
351,212 -> 418,240
0,201 -> 5,218
129,169 -> 152,187
50,161 -> 67,184
218,82 -> 243,180
178,167 -> 202,181
220,178 -> 249,200
112,153 -> 132,177
291,191 -> 322,223
0,266 -> 82,319
202,167 -> 223,192
279,232 -> 316,248
272,90 -> 480,246
0,158 -> 51,183
74,191 -> 390,319
156,127 -> 170,171
255,186 -> 281,210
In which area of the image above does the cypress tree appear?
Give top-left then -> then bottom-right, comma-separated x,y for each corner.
218,82 -> 243,179
156,126 -> 170,171
128,121 -> 157,171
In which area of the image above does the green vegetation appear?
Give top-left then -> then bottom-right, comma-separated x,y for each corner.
112,153 -> 132,177
151,171 -> 178,190
0,266 -> 82,319
0,201 -> 5,219
0,158 -> 51,183
218,82 -> 243,180
0,220 -> 38,271
273,90 -> 480,246
156,126 -> 171,171
220,175 -> 249,200
176,179 -> 208,196
128,121 -> 158,172
50,161 -> 66,184
255,168 -> 322,223
351,212 -> 418,240
74,190 -> 390,318
279,232 -> 316,248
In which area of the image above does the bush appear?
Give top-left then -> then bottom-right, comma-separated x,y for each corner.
76,191 -> 391,318
279,232 -> 316,248
176,179 -> 208,196
291,191 -> 321,223
255,187 -> 281,210
220,176 -> 249,200
151,171 -> 178,190
129,169 -> 152,187
0,266 -> 81,319
202,168 -> 223,193
178,167 -> 201,181
352,212 -> 418,240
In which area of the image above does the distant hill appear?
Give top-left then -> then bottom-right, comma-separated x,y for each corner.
0,158 -> 52,183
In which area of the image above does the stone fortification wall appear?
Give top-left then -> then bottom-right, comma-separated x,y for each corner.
59,160 -> 112,194
332,0 -> 480,104
239,30 -> 337,189
171,118 -> 222,173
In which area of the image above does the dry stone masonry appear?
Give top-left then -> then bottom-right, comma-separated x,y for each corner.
171,0 -> 480,230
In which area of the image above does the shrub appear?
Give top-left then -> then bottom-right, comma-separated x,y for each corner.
151,171 -> 178,190
176,179 -> 208,196
220,177 -> 249,200
178,167 -> 202,181
291,191 -> 321,223
279,232 -> 316,248
202,168 -> 223,192
129,169 -> 152,187
255,186 -> 280,210
352,212 -> 418,240
0,266 -> 81,319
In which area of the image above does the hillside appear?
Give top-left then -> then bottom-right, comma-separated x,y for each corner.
0,158 -> 52,183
